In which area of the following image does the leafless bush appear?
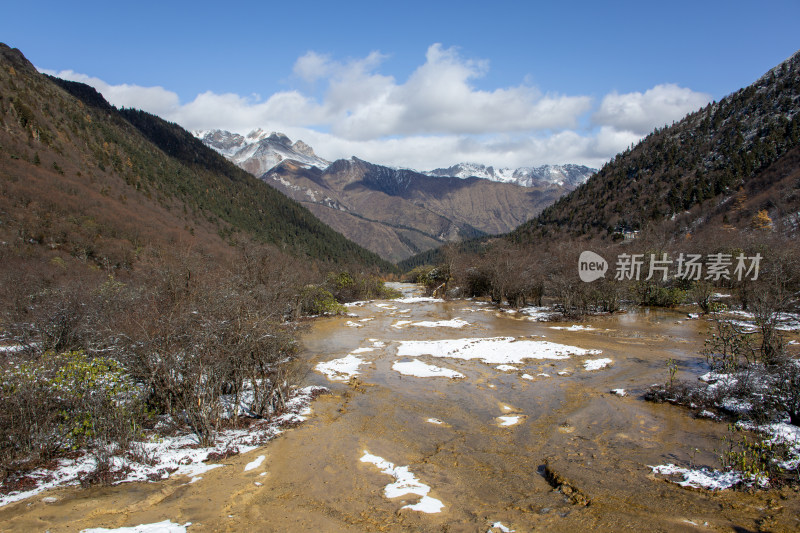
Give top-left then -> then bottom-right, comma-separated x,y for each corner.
121,247 -> 308,446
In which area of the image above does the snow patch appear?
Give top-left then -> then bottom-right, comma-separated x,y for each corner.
409,318 -> 470,328
488,522 -> 516,533
584,358 -> 613,371
360,452 -> 444,513
396,337 -> 600,365
392,359 -> 464,379
650,464 -> 742,491
316,354 -> 370,382
519,307 -> 559,321
394,297 -> 444,303
497,415 -> 524,427
243,455 -> 265,472
81,521 -> 191,533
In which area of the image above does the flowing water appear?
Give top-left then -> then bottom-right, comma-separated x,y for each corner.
2,284 -> 799,532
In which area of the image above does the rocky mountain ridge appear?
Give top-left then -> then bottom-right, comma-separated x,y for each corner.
260,157 -> 566,262
194,129 -> 330,177
196,129 -> 595,188
424,162 -> 596,188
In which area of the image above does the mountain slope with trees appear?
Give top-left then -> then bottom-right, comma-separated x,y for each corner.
0,43 -> 399,492
512,50 -> 800,243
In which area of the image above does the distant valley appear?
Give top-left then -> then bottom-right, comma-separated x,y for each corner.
196,129 -> 595,261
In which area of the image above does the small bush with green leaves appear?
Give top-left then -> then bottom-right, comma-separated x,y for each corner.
0,350 -> 146,478
718,424 -> 788,486
298,285 -> 346,316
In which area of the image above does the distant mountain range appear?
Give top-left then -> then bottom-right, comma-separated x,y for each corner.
258,157 -> 569,262
424,162 -> 595,188
194,129 -> 596,189
195,130 -> 595,261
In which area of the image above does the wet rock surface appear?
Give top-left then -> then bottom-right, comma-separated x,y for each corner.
2,285 -> 799,532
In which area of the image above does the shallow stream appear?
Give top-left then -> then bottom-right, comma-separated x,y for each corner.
2,284 -> 798,532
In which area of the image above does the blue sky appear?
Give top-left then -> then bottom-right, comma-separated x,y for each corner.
2,1 -> 798,169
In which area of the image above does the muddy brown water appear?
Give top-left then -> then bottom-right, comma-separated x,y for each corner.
2,285 -> 799,532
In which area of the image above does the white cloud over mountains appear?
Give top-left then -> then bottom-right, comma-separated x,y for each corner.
593,84 -> 713,135
43,44 -> 710,170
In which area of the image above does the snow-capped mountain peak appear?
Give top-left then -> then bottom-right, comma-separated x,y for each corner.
424,162 -> 596,188
194,129 -> 330,176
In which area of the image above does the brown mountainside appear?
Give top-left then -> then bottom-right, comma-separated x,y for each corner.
264,157 -> 566,262
0,43 -> 392,274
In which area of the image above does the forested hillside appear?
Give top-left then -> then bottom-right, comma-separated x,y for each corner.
0,43 -> 396,491
513,50 -> 800,242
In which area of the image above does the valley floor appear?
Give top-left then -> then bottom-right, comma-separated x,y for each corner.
1,285 -> 799,532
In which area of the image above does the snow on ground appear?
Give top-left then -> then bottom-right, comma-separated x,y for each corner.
396,337 -> 600,365
345,321 -> 364,328
0,344 -> 25,353
426,418 -> 444,425
360,452 -> 444,513
407,318 -> 470,328
610,389 -> 627,397
520,374 -> 534,380
652,419 -> 800,490
698,371 -> 739,392
549,325 -> 596,331
243,455 -> 265,472
375,303 -> 398,310
0,386 -> 326,507
81,520 -> 191,533
584,358 -> 613,371
392,359 -> 464,379
725,310 -> 800,331
488,522 -> 515,533
391,320 -> 413,329
394,296 -> 444,304
495,365 -> 518,372
650,464 -> 743,490
519,306 -> 559,321
351,347 -> 374,354
315,354 -> 370,381
496,415 -> 524,427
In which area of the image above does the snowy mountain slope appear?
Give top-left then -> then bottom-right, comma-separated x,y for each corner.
194,129 -> 330,177
425,163 -> 596,188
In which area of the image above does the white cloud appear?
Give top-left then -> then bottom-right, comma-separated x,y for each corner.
41,46 -> 712,171
593,84 -> 711,135
42,69 -> 180,117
